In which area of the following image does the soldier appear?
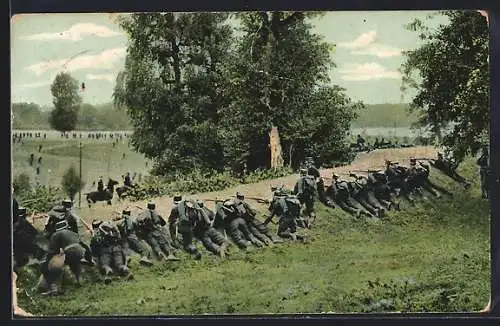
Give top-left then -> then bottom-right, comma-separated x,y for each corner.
349,172 -> 385,217
37,229 -> 86,295
264,190 -> 303,241
293,168 -> 317,228
233,192 -> 282,245
429,153 -> 471,189
477,146 -> 490,199
367,170 -> 400,211
116,210 -> 153,266
168,198 -> 210,260
194,200 -> 230,258
356,134 -> 366,150
135,204 -> 179,261
325,173 -> 368,218
90,221 -> 133,284
97,176 -> 104,193
213,199 -> 258,250
384,160 -> 415,204
414,159 -> 453,198
124,172 -> 134,188
305,157 -> 326,204
13,207 -> 42,271
29,153 -> 34,166
44,200 -> 94,265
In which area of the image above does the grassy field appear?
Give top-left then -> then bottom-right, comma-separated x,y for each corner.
14,145 -> 490,315
12,139 -> 151,192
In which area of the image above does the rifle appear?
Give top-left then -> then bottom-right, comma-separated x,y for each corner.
413,158 -> 432,161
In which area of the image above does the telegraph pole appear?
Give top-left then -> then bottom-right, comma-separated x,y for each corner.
79,141 -> 82,208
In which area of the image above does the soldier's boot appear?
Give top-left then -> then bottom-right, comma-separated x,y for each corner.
41,283 -> 58,296
103,267 -> 113,284
289,232 -> 298,242
157,251 -> 167,261
355,209 -> 362,218
119,266 -> 134,280
248,234 -> 264,248
219,242 -> 229,259
139,256 -> 154,266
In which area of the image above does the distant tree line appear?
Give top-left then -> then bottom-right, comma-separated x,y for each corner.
11,101 -> 132,131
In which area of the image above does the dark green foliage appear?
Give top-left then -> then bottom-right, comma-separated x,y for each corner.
401,10 -> 489,161
13,173 -> 31,195
61,165 -> 85,202
16,185 -> 65,214
49,72 -> 82,132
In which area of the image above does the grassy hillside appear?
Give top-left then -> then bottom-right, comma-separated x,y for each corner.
352,103 -> 420,128
15,156 -> 490,315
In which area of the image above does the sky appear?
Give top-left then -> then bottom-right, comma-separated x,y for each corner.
10,11 -> 452,107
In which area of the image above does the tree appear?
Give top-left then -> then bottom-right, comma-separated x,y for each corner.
61,165 -> 84,202
219,12 -> 360,169
400,10 -> 489,160
113,13 -> 233,174
49,72 -> 82,132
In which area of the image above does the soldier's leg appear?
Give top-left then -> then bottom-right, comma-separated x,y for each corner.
238,220 -> 264,247
98,249 -> 113,276
127,234 -> 152,258
79,241 -> 94,265
179,228 -> 200,258
317,179 -> 326,203
39,255 -> 64,294
277,219 -> 292,239
145,234 -> 163,259
64,246 -> 85,284
112,246 -> 131,277
227,220 -> 249,249
247,221 -> 270,245
355,195 -> 378,216
425,180 -> 452,197
480,171 -> 488,198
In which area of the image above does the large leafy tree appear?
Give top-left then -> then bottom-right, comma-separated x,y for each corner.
49,72 -> 82,132
113,13 -> 233,174
220,12 -> 361,169
401,10 -> 489,160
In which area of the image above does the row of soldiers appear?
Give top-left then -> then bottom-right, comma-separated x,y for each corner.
12,150 -> 488,297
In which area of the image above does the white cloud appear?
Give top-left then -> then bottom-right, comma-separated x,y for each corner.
338,30 -> 377,49
86,73 -> 116,82
17,81 -> 51,89
19,23 -> 123,41
339,30 -> 402,58
351,44 -> 402,58
25,48 -> 126,76
338,63 -> 401,81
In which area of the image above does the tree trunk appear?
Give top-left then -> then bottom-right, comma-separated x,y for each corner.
288,143 -> 294,168
269,125 -> 284,170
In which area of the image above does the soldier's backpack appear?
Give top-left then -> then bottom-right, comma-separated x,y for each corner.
284,196 -> 301,217
48,207 -> 69,232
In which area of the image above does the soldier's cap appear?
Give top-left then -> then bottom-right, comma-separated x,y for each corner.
122,209 -> 131,216
332,173 -> 339,179
18,207 -> 27,215
147,203 -> 156,210
270,186 -> 277,191
384,159 -> 392,165
185,201 -> 195,209
173,195 -> 182,203
92,220 -> 103,229
62,199 -> 72,206
300,168 -> 307,174
236,192 -> 244,199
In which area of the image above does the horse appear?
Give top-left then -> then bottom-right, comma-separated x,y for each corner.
86,179 -> 119,207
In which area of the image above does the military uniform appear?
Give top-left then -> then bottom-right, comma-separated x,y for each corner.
168,199 -> 207,259
136,203 -> 179,261
213,199 -> 255,249
117,210 -> 153,266
430,153 -> 471,189
234,192 -> 280,245
97,177 -> 104,192
306,158 -> 326,204
13,207 -> 41,270
349,174 -> 385,217
367,171 -> 400,211
124,172 -> 134,188
90,221 -> 132,283
384,161 -> 415,204
39,229 -> 85,295
293,169 -> 317,227
266,192 -> 302,240
193,200 -> 230,257
325,174 -> 366,217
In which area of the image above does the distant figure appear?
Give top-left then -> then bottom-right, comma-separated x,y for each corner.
122,153 -> 126,159
477,146 -> 490,199
97,176 -> 104,193
38,156 -> 42,164
36,162 -> 41,175
356,134 -> 365,147
124,172 -> 134,188
44,133 -> 47,139
29,153 -> 34,166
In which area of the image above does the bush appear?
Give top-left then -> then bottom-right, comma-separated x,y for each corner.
13,173 -> 31,195
122,167 -> 294,202
61,165 -> 85,202
16,184 -> 65,214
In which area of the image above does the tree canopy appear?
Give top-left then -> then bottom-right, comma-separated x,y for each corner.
49,72 -> 83,132
400,10 -> 489,160
113,12 -> 362,176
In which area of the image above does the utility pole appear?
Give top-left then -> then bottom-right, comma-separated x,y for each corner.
79,141 -> 82,208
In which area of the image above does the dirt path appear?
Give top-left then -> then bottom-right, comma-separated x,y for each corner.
73,146 -> 438,222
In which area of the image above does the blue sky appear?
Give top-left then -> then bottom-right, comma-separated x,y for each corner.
11,11 -> 451,107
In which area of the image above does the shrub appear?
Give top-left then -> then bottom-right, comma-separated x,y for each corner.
13,173 -> 31,195
61,165 -> 85,202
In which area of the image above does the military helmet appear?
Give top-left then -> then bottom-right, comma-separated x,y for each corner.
173,195 -> 182,204
409,157 -> 416,165
236,192 -> 244,200
18,207 -> 27,216
147,203 -> 156,210
92,220 -> 103,229
122,209 -> 131,216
